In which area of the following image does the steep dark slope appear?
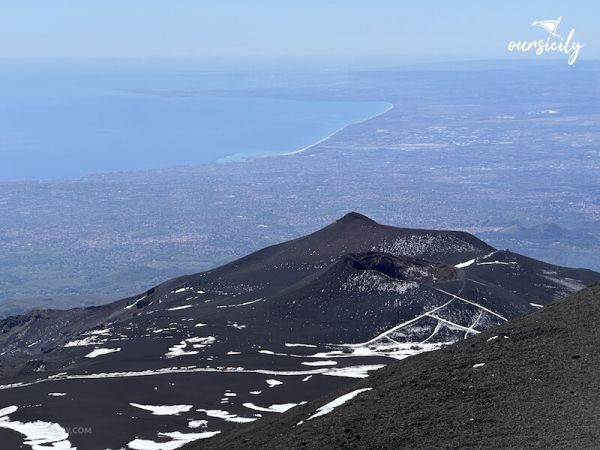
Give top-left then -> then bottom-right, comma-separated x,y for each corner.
196,283 -> 600,450
0,213 -> 598,449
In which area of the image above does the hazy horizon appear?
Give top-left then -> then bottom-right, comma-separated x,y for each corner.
0,0 -> 597,67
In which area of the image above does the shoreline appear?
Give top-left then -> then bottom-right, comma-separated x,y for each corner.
1,101 -> 395,183
216,101 -> 394,164
281,101 -> 394,157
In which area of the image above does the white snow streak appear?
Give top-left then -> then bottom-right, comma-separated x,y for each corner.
243,402 -> 303,413
216,298 -> 264,308
85,347 -> 120,358
171,287 -> 192,294
126,295 -> 147,310
167,305 -> 193,311
301,360 -> 337,366
285,343 -> 317,348
0,365 -> 380,391
307,388 -> 372,420
129,403 -> 192,416
455,259 -> 476,268
196,409 -> 257,423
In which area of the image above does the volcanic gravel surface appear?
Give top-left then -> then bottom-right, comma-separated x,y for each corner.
1,213 -> 598,449
194,283 -> 600,449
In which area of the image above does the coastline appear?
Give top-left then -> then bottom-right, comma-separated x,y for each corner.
218,101 -> 394,163
2,100 -> 394,182
281,101 -> 394,157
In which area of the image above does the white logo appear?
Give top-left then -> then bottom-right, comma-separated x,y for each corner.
531,17 -> 562,38
507,17 -> 584,65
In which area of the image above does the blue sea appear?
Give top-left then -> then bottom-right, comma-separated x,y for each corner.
0,60 -> 390,181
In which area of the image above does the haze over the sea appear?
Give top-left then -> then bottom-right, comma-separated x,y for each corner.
0,61 -> 389,181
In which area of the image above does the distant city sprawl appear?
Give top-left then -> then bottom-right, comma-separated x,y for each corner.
0,63 -> 598,316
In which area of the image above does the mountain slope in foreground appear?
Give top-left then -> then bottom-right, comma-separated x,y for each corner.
0,213 -> 598,449
196,283 -> 600,449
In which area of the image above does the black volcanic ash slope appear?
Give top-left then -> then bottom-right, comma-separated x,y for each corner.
0,213 -> 598,449
197,283 -> 600,450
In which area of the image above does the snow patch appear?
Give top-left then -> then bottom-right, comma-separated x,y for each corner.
85,328 -> 111,336
342,271 -> 418,294
0,405 -> 74,450
301,360 -> 337,367
322,365 -> 385,379
0,406 -> 18,417
266,379 -> 282,387
327,342 -> 447,361
85,347 -> 120,358
129,403 -> 192,416
243,402 -> 304,413
455,259 -> 476,268
188,420 -> 207,429
186,336 -> 216,348
307,388 -> 372,420
127,430 -> 220,450
374,234 -> 478,258
171,287 -> 192,294
197,409 -> 257,424
64,336 -> 105,347
165,337 -> 215,358
126,295 -> 147,310
285,343 -> 317,348
168,305 -> 193,311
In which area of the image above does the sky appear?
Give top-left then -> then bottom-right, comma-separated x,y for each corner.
0,0 -> 598,67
